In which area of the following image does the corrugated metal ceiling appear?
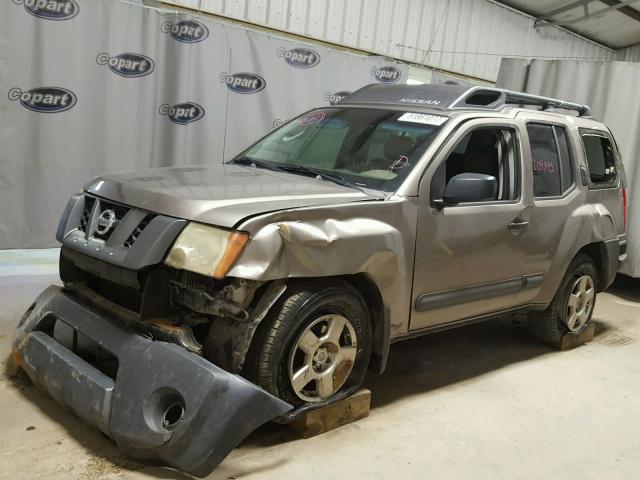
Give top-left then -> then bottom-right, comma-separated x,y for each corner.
161,0 -> 614,82
497,0 -> 640,49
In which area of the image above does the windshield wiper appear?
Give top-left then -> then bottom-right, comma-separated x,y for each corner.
230,158 -> 366,193
276,164 -> 365,193
227,157 -> 279,171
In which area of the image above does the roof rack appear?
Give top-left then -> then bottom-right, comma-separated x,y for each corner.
340,84 -> 592,117
450,86 -> 592,117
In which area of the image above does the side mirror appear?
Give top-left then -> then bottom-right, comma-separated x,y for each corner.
441,173 -> 497,204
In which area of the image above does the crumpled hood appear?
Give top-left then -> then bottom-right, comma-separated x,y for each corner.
85,163 -> 382,228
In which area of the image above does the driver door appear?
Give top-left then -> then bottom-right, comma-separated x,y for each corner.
410,119 -> 534,331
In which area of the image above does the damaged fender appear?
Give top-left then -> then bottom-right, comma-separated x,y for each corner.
13,285 -> 292,477
227,199 -> 418,338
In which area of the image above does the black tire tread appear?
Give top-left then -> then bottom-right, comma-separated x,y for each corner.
528,253 -> 598,346
244,279 -> 371,407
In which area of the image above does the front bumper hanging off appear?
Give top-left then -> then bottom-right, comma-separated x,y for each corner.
12,285 -> 292,477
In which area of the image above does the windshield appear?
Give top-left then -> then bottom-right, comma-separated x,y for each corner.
231,107 -> 448,192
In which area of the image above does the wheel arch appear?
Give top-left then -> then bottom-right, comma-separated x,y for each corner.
339,273 -> 391,374
576,240 -> 618,291
206,274 -> 391,376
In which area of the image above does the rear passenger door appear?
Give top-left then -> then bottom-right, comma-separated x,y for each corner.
521,119 -> 582,303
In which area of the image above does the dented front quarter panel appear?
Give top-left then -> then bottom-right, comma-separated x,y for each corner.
228,196 -> 419,337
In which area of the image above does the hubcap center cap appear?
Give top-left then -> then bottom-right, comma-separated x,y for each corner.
312,343 -> 336,372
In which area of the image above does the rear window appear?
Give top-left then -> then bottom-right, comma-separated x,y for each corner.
581,131 -> 617,184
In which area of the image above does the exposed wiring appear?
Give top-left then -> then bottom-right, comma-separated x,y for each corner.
422,1 -> 451,64
397,43 -> 611,61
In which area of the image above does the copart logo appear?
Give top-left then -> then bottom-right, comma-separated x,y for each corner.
12,0 -> 79,20
373,66 -> 401,84
219,72 -> 266,94
277,47 -> 321,69
96,52 -> 155,78
324,91 -> 351,105
159,102 -> 205,125
161,20 -> 209,43
8,86 -> 77,113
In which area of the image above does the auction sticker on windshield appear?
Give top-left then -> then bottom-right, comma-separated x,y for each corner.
398,112 -> 448,126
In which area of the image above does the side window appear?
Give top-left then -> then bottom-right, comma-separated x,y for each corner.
581,132 -> 617,184
526,123 -> 573,198
431,126 -> 520,203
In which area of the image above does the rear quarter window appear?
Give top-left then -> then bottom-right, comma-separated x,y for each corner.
580,131 -> 617,185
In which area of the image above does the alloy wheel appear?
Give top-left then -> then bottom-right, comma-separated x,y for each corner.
288,314 -> 357,402
565,274 -> 595,332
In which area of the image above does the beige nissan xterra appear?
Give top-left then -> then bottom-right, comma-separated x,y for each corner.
13,84 -> 627,476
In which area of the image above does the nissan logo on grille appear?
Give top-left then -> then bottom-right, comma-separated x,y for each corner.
373,66 -> 401,84
96,209 -> 116,235
277,47 -> 321,69
96,52 -> 155,78
8,86 -> 77,113
161,20 -> 209,43
12,0 -> 79,21
219,72 -> 266,94
159,102 -> 205,125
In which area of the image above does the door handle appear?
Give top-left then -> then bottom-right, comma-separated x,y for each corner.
508,219 -> 529,231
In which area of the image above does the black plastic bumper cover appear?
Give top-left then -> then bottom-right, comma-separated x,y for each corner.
13,285 -> 292,477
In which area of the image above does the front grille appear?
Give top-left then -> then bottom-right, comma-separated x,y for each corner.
93,199 -> 130,241
124,213 -> 153,248
79,197 -> 95,233
59,194 -> 185,273
76,194 -> 155,247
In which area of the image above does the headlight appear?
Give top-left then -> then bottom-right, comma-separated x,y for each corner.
164,223 -> 249,278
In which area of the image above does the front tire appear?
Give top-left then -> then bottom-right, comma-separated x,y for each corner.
244,279 -> 372,407
528,253 -> 598,346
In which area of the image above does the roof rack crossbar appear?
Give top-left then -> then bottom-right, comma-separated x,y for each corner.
501,89 -> 592,117
453,87 -> 591,116
338,84 -> 592,117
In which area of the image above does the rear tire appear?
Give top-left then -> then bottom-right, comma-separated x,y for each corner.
244,279 -> 372,407
528,253 -> 598,346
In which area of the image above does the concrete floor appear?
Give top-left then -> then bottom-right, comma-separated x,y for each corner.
1,249 -> 640,480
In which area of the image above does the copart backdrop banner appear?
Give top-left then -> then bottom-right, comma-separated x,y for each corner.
0,0 -> 407,248
497,58 -> 640,277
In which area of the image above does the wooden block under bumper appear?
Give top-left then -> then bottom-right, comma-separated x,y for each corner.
289,389 -> 371,439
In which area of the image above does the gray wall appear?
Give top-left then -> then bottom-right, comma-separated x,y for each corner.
0,0 -> 407,248
497,58 -> 640,277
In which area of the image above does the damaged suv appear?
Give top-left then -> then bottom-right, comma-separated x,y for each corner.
14,84 -> 627,476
